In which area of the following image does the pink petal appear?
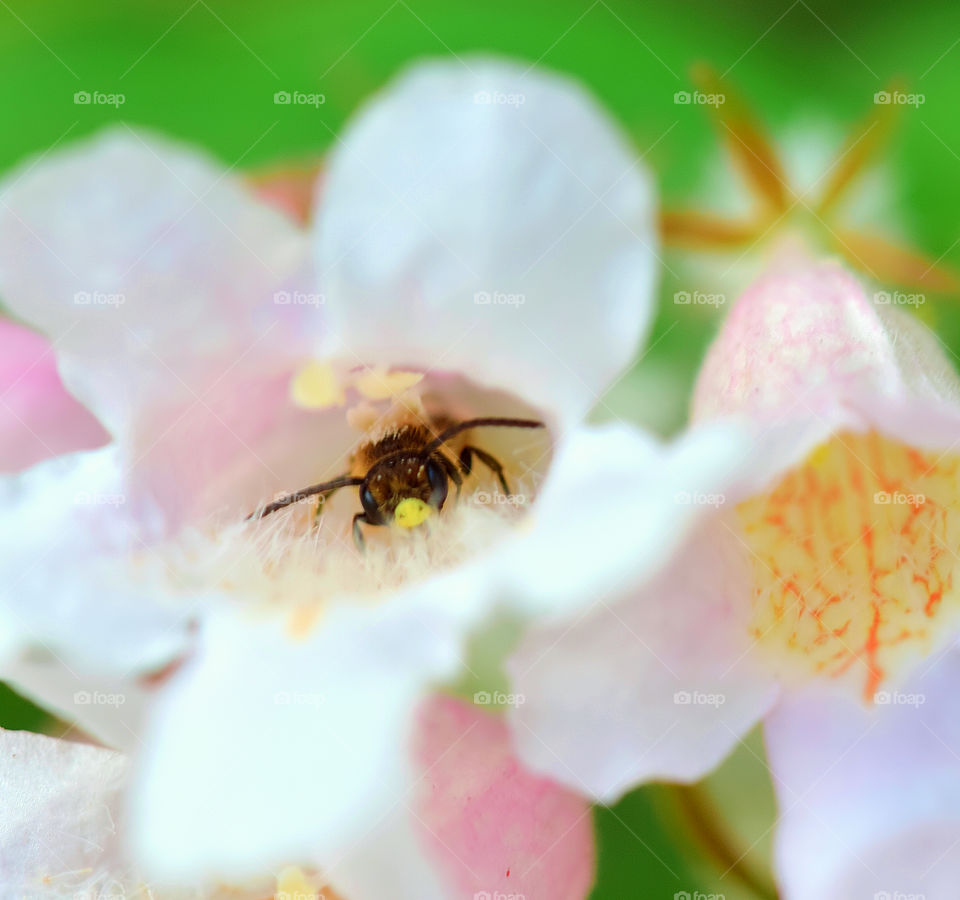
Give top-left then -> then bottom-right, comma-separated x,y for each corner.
0,318 -> 107,472
693,260 -> 960,483
765,649 -> 960,900
128,366 -> 354,529
247,163 -> 324,225
413,693 -> 596,900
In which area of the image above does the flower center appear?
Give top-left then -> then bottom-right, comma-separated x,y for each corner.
737,430 -> 960,700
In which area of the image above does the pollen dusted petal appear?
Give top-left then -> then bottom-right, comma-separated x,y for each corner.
275,866 -> 334,900
354,368 -> 424,401
285,602 -> 325,640
738,430 -> 960,699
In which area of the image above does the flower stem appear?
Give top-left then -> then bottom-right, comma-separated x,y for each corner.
672,783 -> 779,900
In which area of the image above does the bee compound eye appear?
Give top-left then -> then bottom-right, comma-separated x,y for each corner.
360,485 -> 383,523
426,459 -> 448,509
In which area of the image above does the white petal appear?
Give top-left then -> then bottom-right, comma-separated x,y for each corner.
0,128 -> 368,530
0,730 -> 274,898
495,420 -> 754,616
765,648 -> 960,900
129,601 -> 460,880
0,447 -> 192,674
507,517 -> 778,800
0,396 -> 355,678
315,57 -> 658,424
0,653 -> 151,753
450,422 -> 780,797
0,729 -> 129,896
0,127 -> 313,438
323,775 -> 448,900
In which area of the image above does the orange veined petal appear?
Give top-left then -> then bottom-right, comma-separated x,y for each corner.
738,430 -> 960,702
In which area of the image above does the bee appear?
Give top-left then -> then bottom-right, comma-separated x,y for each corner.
247,416 -> 545,549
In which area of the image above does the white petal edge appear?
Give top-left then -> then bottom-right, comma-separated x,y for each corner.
0,653 -> 152,753
0,127 -> 314,438
0,446 -> 193,675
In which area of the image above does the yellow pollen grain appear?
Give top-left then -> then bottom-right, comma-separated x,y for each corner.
394,497 -> 433,529
354,367 -> 423,400
275,866 -> 319,900
290,361 -> 345,409
285,603 -> 325,641
737,430 -> 960,701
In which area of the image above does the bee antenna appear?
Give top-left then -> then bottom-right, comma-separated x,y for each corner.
247,475 -> 365,521
424,417 -> 545,454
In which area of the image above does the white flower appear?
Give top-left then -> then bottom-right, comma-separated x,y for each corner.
0,57 -> 656,893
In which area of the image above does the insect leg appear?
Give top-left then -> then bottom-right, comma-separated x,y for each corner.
352,512 -> 374,552
434,452 -> 463,498
459,446 -> 510,495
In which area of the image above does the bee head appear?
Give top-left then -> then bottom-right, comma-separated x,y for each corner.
360,453 -> 449,528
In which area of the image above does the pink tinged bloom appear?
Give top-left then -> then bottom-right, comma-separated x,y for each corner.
693,258 -> 960,698
0,56 -> 656,886
0,317 -> 108,472
504,259 -> 960,898
0,697 -> 594,899
0,126 -> 323,683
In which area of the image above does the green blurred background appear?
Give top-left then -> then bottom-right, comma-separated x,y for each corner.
4,0 -> 960,895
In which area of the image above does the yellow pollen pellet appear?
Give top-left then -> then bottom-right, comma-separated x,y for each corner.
394,497 -> 433,529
